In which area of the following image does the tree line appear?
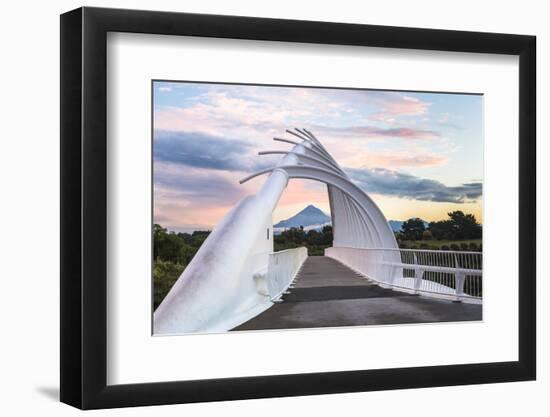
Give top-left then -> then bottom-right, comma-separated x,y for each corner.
153,224 -> 210,264
397,210 -> 482,251
152,224 -> 211,309
274,225 -> 333,256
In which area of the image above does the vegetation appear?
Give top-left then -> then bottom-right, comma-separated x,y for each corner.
274,225 -> 333,256
153,224 -> 211,309
428,211 -> 482,240
400,217 -> 426,241
153,260 -> 185,310
396,211 -> 482,252
399,238 -> 482,251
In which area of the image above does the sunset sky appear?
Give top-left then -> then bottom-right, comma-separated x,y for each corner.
153,81 -> 483,233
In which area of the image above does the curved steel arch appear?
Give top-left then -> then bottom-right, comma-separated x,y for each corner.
258,150 -> 339,173
241,163 -> 396,249
154,128 -> 399,334
273,138 -> 344,173
259,130 -> 397,248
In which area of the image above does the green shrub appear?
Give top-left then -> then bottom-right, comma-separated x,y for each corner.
153,260 -> 185,310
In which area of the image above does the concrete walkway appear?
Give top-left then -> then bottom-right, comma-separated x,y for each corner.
235,256 -> 482,331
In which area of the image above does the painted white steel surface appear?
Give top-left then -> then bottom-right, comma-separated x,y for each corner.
325,246 -> 482,302
154,138 -> 303,334
265,247 -> 308,301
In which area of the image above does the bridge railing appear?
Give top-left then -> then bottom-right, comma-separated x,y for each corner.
325,246 -> 482,302
266,247 -> 308,301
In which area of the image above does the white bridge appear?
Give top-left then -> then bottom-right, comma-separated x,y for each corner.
154,129 -> 482,334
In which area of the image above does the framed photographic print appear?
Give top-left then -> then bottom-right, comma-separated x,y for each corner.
60,6 -> 536,409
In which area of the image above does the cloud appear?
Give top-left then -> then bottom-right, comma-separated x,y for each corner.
154,89 -> 312,138
154,163 -> 248,229
436,112 -> 464,130
153,130 -> 275,172
353,152 -> 448,169
317,125 -> 441,140
153,85 -> 372,142
158,86 -> 172,92
346,167 -> 482,203
371,95 -> 431,123
154,87 -> 437,147
151,83 -> 482,229
155,164 -> 245,204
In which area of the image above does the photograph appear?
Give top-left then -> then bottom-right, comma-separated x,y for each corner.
51,3 -> 538,412
152,81 -> 484,335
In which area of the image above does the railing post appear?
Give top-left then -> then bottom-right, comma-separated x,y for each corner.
414,267 -> 424,294
412,252 -> 423,293
454,271 -> 466,302
388,249 -> 397,286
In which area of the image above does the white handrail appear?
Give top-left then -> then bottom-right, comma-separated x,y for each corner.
265,247 -> 308,301
325,246 -> 482,302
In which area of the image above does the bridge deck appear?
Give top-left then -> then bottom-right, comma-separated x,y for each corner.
235,256 -> 482,331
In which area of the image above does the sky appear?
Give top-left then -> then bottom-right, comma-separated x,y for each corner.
153,81 -> 483,233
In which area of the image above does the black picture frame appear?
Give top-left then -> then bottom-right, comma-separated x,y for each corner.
60,6 -> 536,410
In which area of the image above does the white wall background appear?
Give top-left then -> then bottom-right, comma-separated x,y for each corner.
0,0 -> 545,415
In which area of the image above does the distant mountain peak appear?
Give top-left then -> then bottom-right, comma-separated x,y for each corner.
275,208 -> 430,232
302,204 -> 322,213
274,205 -> 331,229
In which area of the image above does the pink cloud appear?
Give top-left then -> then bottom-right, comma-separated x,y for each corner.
317,125 -> 441,140
371,95 -> 431,123
154,90 -> 318,141
155,168 -> 332,231
354,126 -> 440,140
154,163 -> 250,230
348,152 -> 448,169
